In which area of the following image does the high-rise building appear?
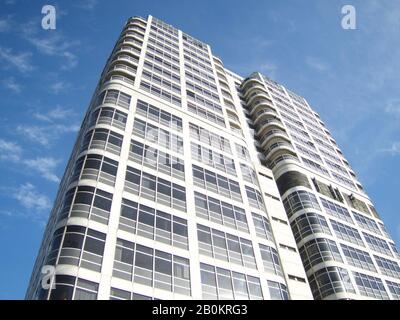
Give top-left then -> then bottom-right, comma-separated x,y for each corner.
26,15 -> 400,300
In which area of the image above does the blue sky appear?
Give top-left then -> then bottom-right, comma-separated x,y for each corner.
0,0 -> 399,299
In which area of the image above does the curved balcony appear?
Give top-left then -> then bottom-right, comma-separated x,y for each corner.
121,30 -> 144,41
114,43 -> 141,57
246,91 -> 271,107
253,108 -> 278,125
110,52 -> 139,67
267,154 -> 299,169
103,74 -> 135,87
250,99 -> 276,116
263,141 -> 296,160
126,17 -> 147,29
256,118 -> 285,136
118,37 -> 143,50
241,77 -> 264,92
243,83 -> 266,99
260,129 -> 290,148
105,61 -> 137,79
102,61 -> 136,87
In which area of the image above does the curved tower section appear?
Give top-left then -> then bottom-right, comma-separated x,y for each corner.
241,72 -> 400,300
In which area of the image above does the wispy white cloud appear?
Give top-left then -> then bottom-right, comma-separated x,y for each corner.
76,0 -> 98,10
0,138 -> 60,182
23,157 -> 60,183
0,15 -> 13,32
305,57 -> 329,72
33,106 -> 76,122
385,100 -> 400,116
49,80 -> 71,94
0,138 -> 22,161
20,20 -> 79,70
0,46 -> 34,73
16,123 -> 79,147
16,125 -> 52,146
380,142 -> 400,156
12,183 -> 51,211
259,62 -> 278,79
1,77 -> 21,93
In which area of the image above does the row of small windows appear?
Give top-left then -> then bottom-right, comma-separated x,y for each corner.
88,106 -> 127,131
124,166 -> 186,211
191,142 -> 236,176
299,238 -> 343,271
140,80 -> 181,107
113,240 -> 191,296
81,128 -> 123,156
340,243 -> 376,272
59,186 -> 113,225
309,266 -> 355,300
71,153 -> 118,187
387,281 -> 400,300
96,89 -> 131,110
183,40 -> 209,59
320,197 -> 353,225
240,163 -> 259,187
142,69 -> 181,94
235,144 -> 251,162
133,118 -> 184,155
192,164 -> 242,202
149,31 -> 179,50
200,263 -> 263,300
245,186 -> 265,211
130,140 -> 185,181
183,47 -> 212,67
146,43 -> 180,65
184,54 -> 213,74
197,224 -> 257,269
330,219 -> 364,247
290,212 -> 331,243
363,232 -> 393,257
151,18 -> 178,36
325,158 -> 349,177
353,271 -> 389,300
143,61 -> 180,86
285,122 -> 310,139
184,63 -> 216,83
259,244 -> 284,277
331,172 -> 357,190
186,81 -> 220,103
118,198 -> 188,250
283,190 -> 321,218
295,143 -> 322,163
189,122 -> 232,154
352,211 -> 381,235
319,147 -> 342,165
38,275 -> 99,300
150,25 -> 179,43
110,288 -> 154,300
374,255 -> 400,278
301,157 -> 330,176
194,191 -> 249,233
187,102 -> 225,128
147,36 -> 179,57
252,212 -> 274,242
47,225 -> 106,273
185,71 -> 218,93
290,133 -> 316,151
186,90 -> 223,114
